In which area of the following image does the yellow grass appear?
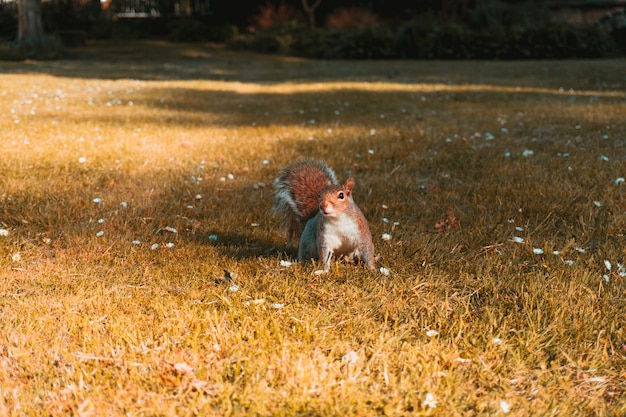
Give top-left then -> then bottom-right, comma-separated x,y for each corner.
0,40 -> 625,416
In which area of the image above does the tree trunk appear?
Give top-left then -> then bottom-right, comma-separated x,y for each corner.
17,0 -> 45,42
302,0 -> 321,28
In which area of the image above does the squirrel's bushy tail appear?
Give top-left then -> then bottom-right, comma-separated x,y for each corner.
272,159 -> 337,244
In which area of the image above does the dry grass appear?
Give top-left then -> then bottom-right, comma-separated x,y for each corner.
0,40 -> 625,416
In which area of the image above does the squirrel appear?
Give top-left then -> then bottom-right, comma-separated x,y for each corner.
272,158 -> 376,271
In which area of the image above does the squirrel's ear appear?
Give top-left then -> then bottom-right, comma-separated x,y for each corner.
344,178 -> 355,195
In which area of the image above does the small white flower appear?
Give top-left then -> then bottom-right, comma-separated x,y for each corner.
227,173 -> 235,180
564,260 -> 575,266
279,260 -> 292,267
195,194 -> 203,200
370,129 -> 376,136
78,156 -> 87,163
164,227 -> 177,233
491,337 -> 503,345
263,159 -> 270,165
379,267 -> 390,276
485,132 -> 494,140
511,236 -> 524,243
382,217 -> 389,223
515,226 -> 524,232
575,247 -> 586,253
426,330 -> 439,337
0,229 -> 9,237
93,198 -> 102,204
132,240 -> 141,245
593,201 -> 603,207
96,231 -> 104,237
381,233 -> 392,241
423,393 -> 437,409
229,284 -> 239,292
600,155 -> 609,161
603,274 -> 610,282
166,242 -> 174,248
522,149 -> 534,157
368,149 -> 375,155
98,218 -> 105,224
533,248 -> 544,255
12,253 -> 21,262
500,400 -> 511,413
120,201 -> 128,208
552,250 -> 560,255
313,270 -> 327,276
271,303 -> 284,309
150,243 -> 159,250
251,223 -> 259,227
504,151 -> 511,158
382,204 -> 388,209
604,260 -> 612,271
341,350 -> 359,366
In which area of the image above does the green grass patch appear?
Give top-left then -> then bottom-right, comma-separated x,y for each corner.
0,41 -> 625,416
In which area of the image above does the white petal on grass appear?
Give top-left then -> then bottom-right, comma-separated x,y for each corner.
604,260 -> 612,271
593,201 -> 603,207
615,177 -> 625,185
379,267 -> 390,276
575,247 -> 586,253
382,217 -> 389,223
313,270 -> 327,276
382,233 -> 392,241
492,337 -> 503,345
150,243 -> 159,250
603,274 -> 610,282
279,260 -> 292,267
600,155 -> 609,161
98,218 -> 105,224
166,242 -> 174,248
271,303 -> 284,309
426,330 -> 439,337
564,260 -> 575,266
120,201 -> 128,208
533,248 -> 544,255
370,129 -> 376,136
93,198 -> 102,204
500,400 -> 511,413
227,173 -> 235,180
423,393 -> 437,409
78,156 -> 87,163
195,194 -> 203,200
341,350 -> 359,366
515,226 -> 524,232
132,240 -> 141,245
522,149 -> 534,157
12,253 -> 21,262
229,284 -> 239,292
485,132 -> 494,140
511,236 -> 524,243
164,227 -> 177,233
0,229 -> 9,237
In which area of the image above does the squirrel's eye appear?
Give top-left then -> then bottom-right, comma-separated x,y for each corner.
338,192 -> 344,199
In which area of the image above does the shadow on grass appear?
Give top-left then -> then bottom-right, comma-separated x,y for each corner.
1,40 -> 625,92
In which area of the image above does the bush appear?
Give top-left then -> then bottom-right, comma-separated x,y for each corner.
295,26 -> 395,59
0,35 -> 65,61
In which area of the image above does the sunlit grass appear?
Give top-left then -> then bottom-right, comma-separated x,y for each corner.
0,41 -> 625,416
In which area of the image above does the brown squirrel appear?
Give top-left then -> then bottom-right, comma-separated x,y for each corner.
273,159 -> 376,271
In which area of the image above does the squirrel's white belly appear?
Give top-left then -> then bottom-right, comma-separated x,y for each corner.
321,216 -> 360,256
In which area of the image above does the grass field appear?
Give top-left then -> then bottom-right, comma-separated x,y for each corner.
0,40 -> 625,416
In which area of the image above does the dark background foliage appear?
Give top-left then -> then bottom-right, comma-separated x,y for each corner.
1,0 -> 624,59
